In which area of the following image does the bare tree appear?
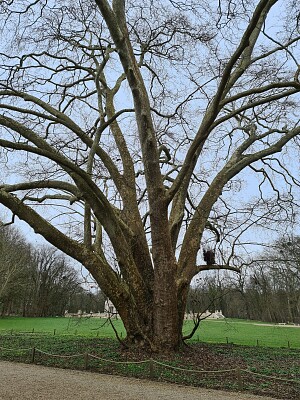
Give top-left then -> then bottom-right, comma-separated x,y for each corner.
0,224 -> 31,315
29,246 -> 81,317
0,224 -> 83,317
0,0 -> 300,351
254,238 -> 300,323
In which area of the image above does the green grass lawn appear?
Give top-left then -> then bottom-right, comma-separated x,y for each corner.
0,316 -> 299,348
184,319 -> 300,348
0,316 -> 125,337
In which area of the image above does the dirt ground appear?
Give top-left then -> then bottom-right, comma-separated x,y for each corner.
0,361 -> 275,400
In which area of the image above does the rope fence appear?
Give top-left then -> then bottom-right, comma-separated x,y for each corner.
0,344 -> 299,394
242,368 -> 300,384
1,329 -> 299,349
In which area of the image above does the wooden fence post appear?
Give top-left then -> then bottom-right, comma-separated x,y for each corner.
31,347 -> 36,364
84,353 -> 89,370
236,367 -> 243,391
149,359 -> 155,379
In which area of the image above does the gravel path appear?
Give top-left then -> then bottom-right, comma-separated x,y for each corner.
0,361 -> 275,400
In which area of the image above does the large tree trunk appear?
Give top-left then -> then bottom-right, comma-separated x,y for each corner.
153,262 -> 180,351
101,262 -> 184,352
108,263 -> 189,352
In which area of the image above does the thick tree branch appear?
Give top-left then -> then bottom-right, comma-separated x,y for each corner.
0,180 -> 80,197
0,92 -> 124,194
178,125 -> 300,282
167,1 -> 279,251
0,188 -> 134,318
220,83 -> 300,108
196,264 -> 241,274
95,1 -> 176,303
167,0 -> 278,204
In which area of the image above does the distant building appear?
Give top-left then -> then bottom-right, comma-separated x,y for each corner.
184,309 -> 225,320
64,299 -> 119,319
105,299 -> 117,315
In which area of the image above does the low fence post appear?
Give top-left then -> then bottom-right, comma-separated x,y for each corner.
84,353 -> 89,370
236,367 -> 243,391
149,359 -> 155,379
31,347 -> 36,364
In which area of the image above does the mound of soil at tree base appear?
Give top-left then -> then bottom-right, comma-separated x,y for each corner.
0,360 -> 274,400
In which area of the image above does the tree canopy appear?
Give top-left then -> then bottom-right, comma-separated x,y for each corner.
0,0 -> 299,351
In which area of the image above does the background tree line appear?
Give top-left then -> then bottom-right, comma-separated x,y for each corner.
2,221 -> 300,324
188,238 -> 300,324
0,225 -> 105,317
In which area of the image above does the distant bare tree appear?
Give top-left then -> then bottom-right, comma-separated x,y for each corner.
0,225 -> 31,315
28,246 -> 81,317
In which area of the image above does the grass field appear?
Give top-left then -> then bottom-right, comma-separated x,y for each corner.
0,316 -> 299,348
